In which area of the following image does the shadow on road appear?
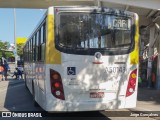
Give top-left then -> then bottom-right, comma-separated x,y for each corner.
47,111 -> 109,117
3,80 -> 41,111
137,87 -> 160,104
1,80 -> 110,119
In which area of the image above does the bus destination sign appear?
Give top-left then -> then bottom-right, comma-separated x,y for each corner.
108,17 -> 131,30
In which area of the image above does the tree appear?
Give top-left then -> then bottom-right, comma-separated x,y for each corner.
0,40 -> 14,59
5,52 -> 15,59
17,43 -> 24,59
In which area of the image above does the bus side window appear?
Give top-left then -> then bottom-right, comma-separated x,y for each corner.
39,21 -> 46,61
38,29 -> 41,61
29,41 -> 30,62
26,45 -> 28,61
33,36 -> 36,61
41,22 -> 46,61
31,38 -> 33,62
36,32 -> 39,61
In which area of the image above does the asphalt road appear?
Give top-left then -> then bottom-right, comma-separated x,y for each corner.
0,81 -> 156,120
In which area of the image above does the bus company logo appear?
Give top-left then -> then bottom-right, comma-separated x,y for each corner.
95,52 -> 102,60
2,112 -> 11,117
67,67 -> 76,75
1,112 -> 42,117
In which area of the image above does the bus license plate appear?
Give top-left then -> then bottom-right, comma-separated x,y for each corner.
90,92 -> 104,98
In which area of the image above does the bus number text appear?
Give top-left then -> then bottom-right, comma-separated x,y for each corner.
105,67 -> 126,73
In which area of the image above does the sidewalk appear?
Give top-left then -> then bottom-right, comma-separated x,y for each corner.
129,87 -> 160,116
0,71 -> 24,88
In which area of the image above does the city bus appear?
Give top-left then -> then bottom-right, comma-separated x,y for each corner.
23,6 -> 139,111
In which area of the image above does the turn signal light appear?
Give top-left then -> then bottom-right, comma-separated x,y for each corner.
52,73 -> 59,80
131,73 -> 136,79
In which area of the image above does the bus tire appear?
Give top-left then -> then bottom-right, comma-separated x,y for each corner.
32,81 -> 39,107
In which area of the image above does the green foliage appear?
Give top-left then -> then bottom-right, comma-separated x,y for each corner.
5,52 -> 15,59
17,43 -> 24,57
0,40 -> 14,59
0,41 -> 25,59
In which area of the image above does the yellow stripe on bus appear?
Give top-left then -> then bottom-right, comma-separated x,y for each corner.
45,15 -> 61,64
130,14 -> 139,65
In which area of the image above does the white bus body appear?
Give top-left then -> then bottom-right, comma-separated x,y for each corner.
24,6 -> 139,111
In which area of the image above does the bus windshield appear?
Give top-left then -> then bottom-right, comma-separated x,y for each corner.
58,13 -> 132,49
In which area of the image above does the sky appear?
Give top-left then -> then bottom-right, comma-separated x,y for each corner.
0,8 -> 46,44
